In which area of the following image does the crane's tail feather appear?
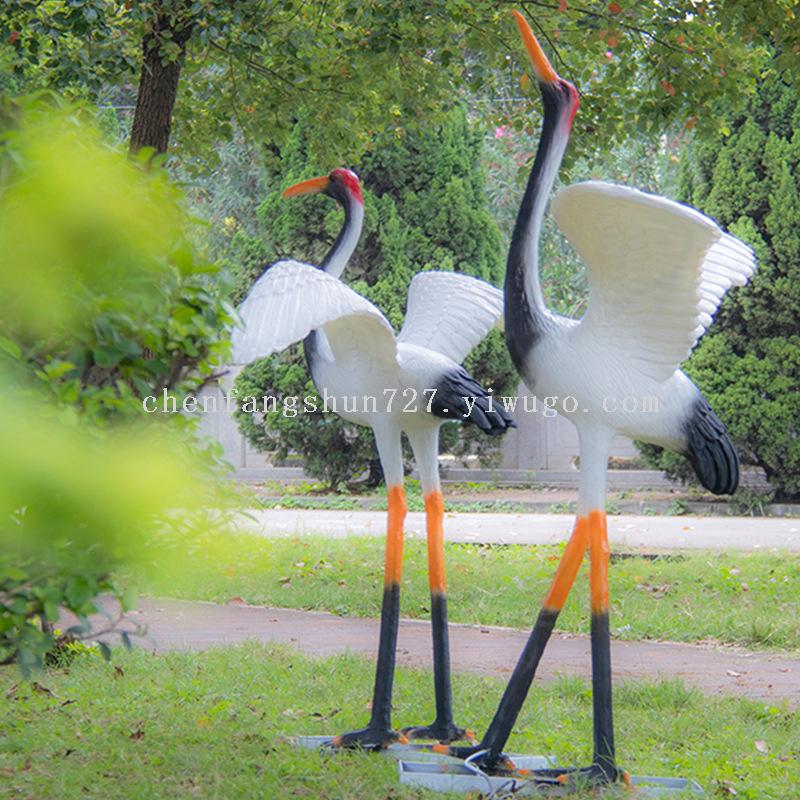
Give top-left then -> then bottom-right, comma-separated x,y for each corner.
683,398 -> 739,495
429,367 -> 516,435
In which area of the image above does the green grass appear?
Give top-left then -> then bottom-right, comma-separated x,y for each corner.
1,644 -> 797,799
127,531 -> 800,651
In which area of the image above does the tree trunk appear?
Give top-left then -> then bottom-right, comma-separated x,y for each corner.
129,6 -> 194,158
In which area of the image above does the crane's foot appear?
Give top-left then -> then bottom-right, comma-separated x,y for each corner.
433,746 -> 631,787
522,764 -> 632,790
398,720 -> 475,744
330,726 -> 409,752
431,743 -> 519,774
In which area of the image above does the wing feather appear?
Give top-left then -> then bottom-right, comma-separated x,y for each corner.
552,182 -> 755,381
231,260 -> 396,365
397,271 -> 504,364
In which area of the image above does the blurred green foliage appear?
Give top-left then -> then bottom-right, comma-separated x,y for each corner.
229,110 -> 518,489
0,97 -> 234,674
1,97 -> 235,423
638,71 -> 800,502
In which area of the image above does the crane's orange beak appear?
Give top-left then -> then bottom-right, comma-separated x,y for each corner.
282,175 -> 330,199
513,10 -> 557,84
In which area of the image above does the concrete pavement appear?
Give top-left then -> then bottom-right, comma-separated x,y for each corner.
234,508 -> 800,551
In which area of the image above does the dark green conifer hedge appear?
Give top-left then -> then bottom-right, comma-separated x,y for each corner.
229,110 -> 517,489
639,72 -> 800,502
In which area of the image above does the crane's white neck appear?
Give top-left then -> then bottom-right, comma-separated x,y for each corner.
520,132 -> 569,314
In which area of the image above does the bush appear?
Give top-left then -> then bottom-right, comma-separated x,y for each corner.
638,73 -> 800,502
0,97 -> 231,673
233,351 -> 384,490
231,110 -> 517,488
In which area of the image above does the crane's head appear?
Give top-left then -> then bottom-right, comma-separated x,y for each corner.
513,11 -> 579,132
283,168 -> 364,207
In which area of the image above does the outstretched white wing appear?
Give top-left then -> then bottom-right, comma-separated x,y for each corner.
231,260 -> 396,365
397,271 -> 504,364
552,181 -> 755,381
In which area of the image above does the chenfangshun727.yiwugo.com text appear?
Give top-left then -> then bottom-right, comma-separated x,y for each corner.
142,388 -> 661,418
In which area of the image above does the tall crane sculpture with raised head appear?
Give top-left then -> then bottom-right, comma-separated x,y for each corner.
441,12 -> 756,788
232,168 -> 514,750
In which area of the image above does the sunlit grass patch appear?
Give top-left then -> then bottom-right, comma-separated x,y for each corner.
128,529 -> 800,651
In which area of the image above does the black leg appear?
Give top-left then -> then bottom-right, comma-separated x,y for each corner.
438,518 -> 590,769
440,512 -> 629,788
400,490 -> 471,744
333,485 -> 407,750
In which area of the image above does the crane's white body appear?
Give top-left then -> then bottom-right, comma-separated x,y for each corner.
231,167 -> 513,747
462,13 -> 761,778
512,181 -> 755,511
231,261 -> 506,487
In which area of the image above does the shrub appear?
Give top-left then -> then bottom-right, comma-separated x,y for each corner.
231,110 -> 517,488
638,73 -> 800,502
0,97 -> 230,673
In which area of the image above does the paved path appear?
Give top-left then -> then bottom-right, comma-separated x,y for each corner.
235,509 -> 800,551
69,511 -> 800,710
93,596 -> 799,708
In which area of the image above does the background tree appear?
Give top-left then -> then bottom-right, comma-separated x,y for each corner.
638,69 -> 800,501
4,2 -> 798,496
5,1 -> 800,163
231,110 -> 517,489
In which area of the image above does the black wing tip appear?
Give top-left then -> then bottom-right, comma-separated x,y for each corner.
684,397 -> 739,495
430,367 -> 516,435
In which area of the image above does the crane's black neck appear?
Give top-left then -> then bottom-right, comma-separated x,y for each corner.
504,83 -> 574,369
320,185 -> 364,280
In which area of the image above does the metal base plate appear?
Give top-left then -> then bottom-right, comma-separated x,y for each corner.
293,734 -> 552,767
294,735 -> 702,796
397,760 -> 703,796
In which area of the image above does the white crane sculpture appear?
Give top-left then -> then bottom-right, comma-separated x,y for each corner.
440,12 -> 756,788
232,168 -> 514,749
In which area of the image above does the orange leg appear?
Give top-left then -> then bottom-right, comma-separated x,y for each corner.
425,490 -> 446,596
383,484 -> 406,587
443,510 -> 628,787
401,491 -> 471,743
333,484 -> 408,749
439,517 -> 589,765
543,515 -> 591,612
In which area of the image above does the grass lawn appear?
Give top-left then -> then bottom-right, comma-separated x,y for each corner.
4,512 -> 798,799
128,527 -> 800,651
1,643 -> 797,799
